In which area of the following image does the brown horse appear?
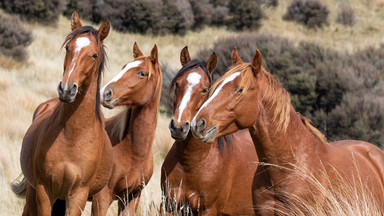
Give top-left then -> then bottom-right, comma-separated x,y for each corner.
91,43 -> 162,216
191,48 -> 384,214
11,12 -> 113,215
161,47 -> 266,215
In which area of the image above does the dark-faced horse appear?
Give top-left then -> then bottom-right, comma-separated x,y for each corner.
161,46 -> 268,215
91,43 -> 162,216
11,11 -> 113,215
191,48 -> 384,214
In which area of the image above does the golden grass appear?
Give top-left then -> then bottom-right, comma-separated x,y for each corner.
2,1 -> 384,214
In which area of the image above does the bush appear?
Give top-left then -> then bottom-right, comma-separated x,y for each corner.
1,0 -> 66,25
228,0 -> 263,31
65,0 -> 190,35
327,94 -> 384,147
283,0 -> 329,28
189,0 -> 214,30
160,63 -> 177,113
337,5 -> 355,26
0,13 -> 33,62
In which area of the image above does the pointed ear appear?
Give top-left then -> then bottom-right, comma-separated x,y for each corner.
71,11 -> 82,31
206,52 -> 218,75
98,19 -> 110,42
180,46 -> 191,66
231,47 -> 243,65
251,49 -> 262,75
150,44 -> 158,64
133,42 -> 143,58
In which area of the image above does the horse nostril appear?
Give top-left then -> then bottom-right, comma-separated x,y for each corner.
169,119 -> 176,131
197,119 -> 206,132
104,89 -> 113,101
57,81 -> 64,93
181,121 -> 190,133
70,83 -> 78,96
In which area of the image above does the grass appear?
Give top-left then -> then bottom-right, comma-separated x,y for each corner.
1,0 -> 384,214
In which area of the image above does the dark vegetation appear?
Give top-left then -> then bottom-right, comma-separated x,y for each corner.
0,13 -> 33,61
337,4 -> 355,26
195,34 -> 384,147
283,0 -> 329,28
0,0 -> 66,24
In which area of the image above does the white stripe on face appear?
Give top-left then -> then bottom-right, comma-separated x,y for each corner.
64,37 -> 91,90
100,60 -> 143,95
191,72 -> 241,128
177,72 -> 202,123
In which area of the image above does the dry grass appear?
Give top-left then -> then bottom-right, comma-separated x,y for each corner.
1,1 -> 384,214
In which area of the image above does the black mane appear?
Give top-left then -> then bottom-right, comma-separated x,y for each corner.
168,59 -> 211,94
62,26 -> 107,121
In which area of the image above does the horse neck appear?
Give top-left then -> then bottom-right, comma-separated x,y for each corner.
59,75 -> 101,134
250,78 -> 327,182
175,132 -> 213,168
124,88 -> 161,159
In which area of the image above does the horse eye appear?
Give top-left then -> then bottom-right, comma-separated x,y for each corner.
202,88 -> 208,94
175,82 -> 179,88
65,46 -> 69,52
235,87 -> 243,93
137,71 -> 145,78
92,53 -> 98,59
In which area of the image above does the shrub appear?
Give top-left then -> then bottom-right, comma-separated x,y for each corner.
228,0 -> 263,31
189,0 -> 214,30
160,63 -> 177,113
1,0 -> 66,25
0,13 -> 33,62
283,0 -> 329,28
337,5 -> 355,26
65,0 -> 190,35
327,94 -> 384,147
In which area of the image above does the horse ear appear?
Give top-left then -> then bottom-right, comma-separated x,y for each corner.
150,44 -> 158,64
71,11 -> 82,31
251,49 -> 262,75
232,47 -> 243,65
180,46 -> 191,66
206,52 -> 218,75
133,42 -> 143,58
98,19 -> 110,42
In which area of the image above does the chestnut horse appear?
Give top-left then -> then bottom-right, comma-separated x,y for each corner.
11,12 -> 113,215
91,43 -> 162,216
191,48 -> 384,214
161,47 -> 267,215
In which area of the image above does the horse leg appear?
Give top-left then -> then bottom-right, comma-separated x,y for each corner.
65,187 -> 89,216
91,186 -> 114,216
35,184 -> 52,216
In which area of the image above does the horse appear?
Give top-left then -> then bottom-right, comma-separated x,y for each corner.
161,46 -> 268,215
191,47 -> 384,214
91,42 -> 162,216
11,11 -> 113,215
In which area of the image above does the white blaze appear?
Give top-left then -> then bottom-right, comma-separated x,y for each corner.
100,60 -> 143,95
177,72 -> 201,123
64,37 -> 91,90
191,72 -> 241,128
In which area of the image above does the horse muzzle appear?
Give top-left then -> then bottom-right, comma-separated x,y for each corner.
57,81 -> 78,103
191,118 -> 216,144
169,119 -> 190,141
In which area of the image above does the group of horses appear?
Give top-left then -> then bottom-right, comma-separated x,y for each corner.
11,11 -> 384,216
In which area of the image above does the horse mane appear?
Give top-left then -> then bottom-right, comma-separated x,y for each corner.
62,26 -> 107,122
211,63 -> 327,144
110,56 -> 162,142
168,59 -> 211,94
